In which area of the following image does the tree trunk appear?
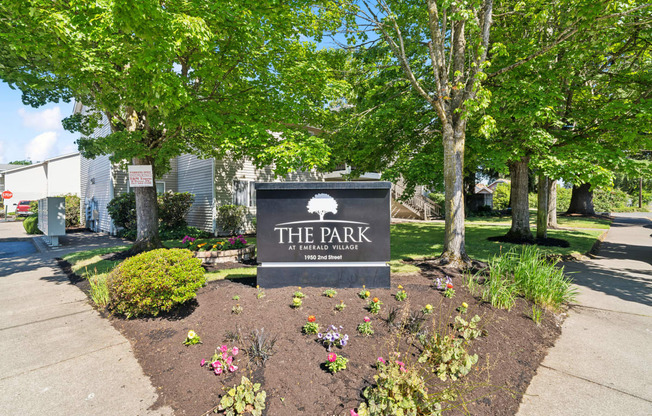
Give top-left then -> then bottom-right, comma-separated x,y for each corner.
536,174 -> 548,239
506,156 -> 533,241
639,177 -> 643,208
566,183 -> 595,215
440,122 -> 469,266
547,179 -> 558,228
130,160 -> 162,252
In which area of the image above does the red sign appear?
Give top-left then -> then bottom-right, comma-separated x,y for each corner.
1,191 -> 12,199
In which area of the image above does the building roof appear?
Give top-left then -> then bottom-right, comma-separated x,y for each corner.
474,184 -> 493,194
0,164 -> 22,172
0,152 -> 81,174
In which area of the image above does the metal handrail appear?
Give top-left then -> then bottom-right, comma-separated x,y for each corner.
391,181 -> 441,219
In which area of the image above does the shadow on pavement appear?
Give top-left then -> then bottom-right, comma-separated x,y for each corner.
564,261 -> 652,307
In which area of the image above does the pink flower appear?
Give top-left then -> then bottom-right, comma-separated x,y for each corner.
229,365 -> 238,372
363,316 -> 371,323
226,356 -> 233,365
222,352 -> 228,360
212,361 -> 221,368
350,410 -> 360,416
220,345 -> 229,353
214,367 -> 223,375
232,347 -> 239,356
396,361 -> 405,367
200,359 -> 206,367
377,357 -> 386,364
328,353 -> 337,363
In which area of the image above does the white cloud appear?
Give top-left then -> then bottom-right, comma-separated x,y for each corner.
18,106 -> 63,131
25,132 -> 58,162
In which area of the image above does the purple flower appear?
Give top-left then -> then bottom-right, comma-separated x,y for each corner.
445,276 -> 453,285
435,278 -> 443,290
317,333 -> 323,339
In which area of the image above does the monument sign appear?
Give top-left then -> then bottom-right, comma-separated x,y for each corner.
256,182 -> 391,288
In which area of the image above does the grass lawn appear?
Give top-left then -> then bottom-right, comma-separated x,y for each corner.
465,210 -> 612,229
63,245 -> 131,279
390,222 -> 605,274
63,224 -> 605,280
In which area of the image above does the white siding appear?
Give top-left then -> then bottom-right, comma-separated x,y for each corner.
4,165 -> 47,204
214,158 -> 323,233
177,154 -> 214,232
81,154 -> 115,233
46,154 -> 81,196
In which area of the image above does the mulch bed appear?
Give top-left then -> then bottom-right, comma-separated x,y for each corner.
61,260 -> 563,416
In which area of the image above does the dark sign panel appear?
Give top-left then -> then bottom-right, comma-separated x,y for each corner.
256,182 -> 391,288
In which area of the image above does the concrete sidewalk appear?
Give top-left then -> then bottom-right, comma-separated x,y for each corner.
517,213 -> 652,416
0,221 -> 173,416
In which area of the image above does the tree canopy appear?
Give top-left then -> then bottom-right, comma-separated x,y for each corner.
0,0 -> 346,248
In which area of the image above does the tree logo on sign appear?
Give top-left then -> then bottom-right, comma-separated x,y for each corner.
307,193 -> 338,221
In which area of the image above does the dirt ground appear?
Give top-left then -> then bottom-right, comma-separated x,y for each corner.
62,260 -> 564,416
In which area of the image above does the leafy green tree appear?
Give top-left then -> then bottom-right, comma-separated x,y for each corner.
328,0 -> 494,266
0,0 -> 343,251
482,0 -> 651,238
7,160 -> 32,165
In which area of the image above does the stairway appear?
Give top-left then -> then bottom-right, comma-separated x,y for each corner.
390,181 -> 441,220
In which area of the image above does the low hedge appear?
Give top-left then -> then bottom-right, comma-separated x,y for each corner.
23,214 -> 42,234
107,248 -> 205,317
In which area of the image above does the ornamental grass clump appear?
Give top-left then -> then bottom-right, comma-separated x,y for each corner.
470,246 -> 576,311
107,248 -> 205,318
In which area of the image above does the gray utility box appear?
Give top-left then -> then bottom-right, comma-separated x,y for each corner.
38,197 -> 66,247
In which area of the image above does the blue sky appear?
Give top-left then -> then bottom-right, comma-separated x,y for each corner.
0,82 -> 79,164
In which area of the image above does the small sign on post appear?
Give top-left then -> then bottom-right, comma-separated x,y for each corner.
128,165 -> 154,187
1,190 -> 12,199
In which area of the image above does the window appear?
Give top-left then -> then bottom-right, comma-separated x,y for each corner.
233,180 -> 255,207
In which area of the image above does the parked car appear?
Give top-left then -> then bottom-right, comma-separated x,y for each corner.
16,200 -> 33,216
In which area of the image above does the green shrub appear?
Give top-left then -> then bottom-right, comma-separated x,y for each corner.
108,191 -> 196,232
217,204 -> 248,236
556,186 -> 572,212
593,187 -> 631,212
107,248 -> 205,317
23,214 -> 42,234
56,194 -> 81,227
493,183 -> 510,210
159,225 -> 209,240
107,192 -> 137,230
158,191 -> 194,228
428,192 -> 445,207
